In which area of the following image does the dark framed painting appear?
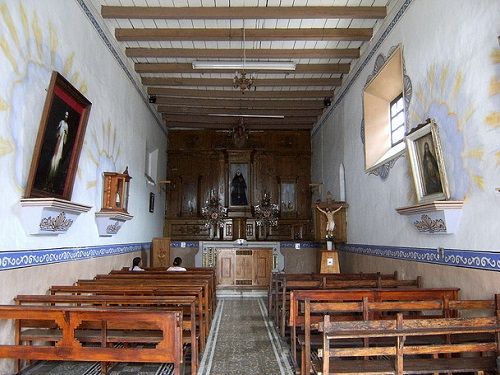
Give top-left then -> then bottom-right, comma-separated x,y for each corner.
406,119 -> 450,203
149,192 -> 155,213
25,71 -> 92,200
228,162 -> 249,207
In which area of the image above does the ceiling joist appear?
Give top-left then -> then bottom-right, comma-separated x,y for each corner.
160,107 -> 322,117
102,6 -> 386,20
165,122 -> 313,130
164,114 -> 317,124
135,63 -> 350,74
126,48 -> 360,59
156,98 -> 323,110
142,77 -> 342,87
147,87 -> 334,99
115,28 -> 373,42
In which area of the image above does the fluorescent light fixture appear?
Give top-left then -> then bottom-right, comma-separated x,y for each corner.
192,60 -> 296,71
208,113 -> 285,119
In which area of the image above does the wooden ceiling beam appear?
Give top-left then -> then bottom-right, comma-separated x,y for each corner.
160,107 -> 322,117
156,98 -> 323,109
165,122 -> 313,130
148,87 -> 334,99
164,114 -> 317,124
115,28 -> 372,42
142,77 -> 342,87
126,47 -> 360,59
102,6 -> 386,20
135,62 -> 350,74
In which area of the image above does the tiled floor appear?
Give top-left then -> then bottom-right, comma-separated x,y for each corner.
19,298 -> 293,375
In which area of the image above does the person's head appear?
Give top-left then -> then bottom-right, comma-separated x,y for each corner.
132,257 -> 142,268
424,142 -> 430,151
64,111 -> 69,120
235,169 -> 241,176
173,257 -> 183,267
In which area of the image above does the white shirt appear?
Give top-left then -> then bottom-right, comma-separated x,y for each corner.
167,266 -> 186,272
129,266 -> 145,271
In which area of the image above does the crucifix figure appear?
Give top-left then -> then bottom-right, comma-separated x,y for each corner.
316,205 -> 342,238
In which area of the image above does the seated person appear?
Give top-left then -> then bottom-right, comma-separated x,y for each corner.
167,257 -> 186,271
129,256 -> 145,271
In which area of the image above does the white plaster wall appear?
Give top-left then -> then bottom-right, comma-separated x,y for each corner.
0,0 -> 166,249
312,0 -> 499,293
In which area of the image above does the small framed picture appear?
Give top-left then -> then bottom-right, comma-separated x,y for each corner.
25,71 -> 92,200
149,192 -> 155,213
405,119 -> 450,203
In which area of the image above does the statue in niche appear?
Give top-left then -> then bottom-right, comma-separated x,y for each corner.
230,169 -> 248,206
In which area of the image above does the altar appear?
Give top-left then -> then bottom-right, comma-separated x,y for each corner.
196,241 -> 284,289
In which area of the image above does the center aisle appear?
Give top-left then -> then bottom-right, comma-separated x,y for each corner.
198,298 -> 293,375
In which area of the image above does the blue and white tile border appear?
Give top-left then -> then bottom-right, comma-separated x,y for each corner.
0,242 -> 150,271
340,243 -> 500,272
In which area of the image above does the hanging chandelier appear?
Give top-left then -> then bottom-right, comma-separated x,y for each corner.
233,71 -> 254,93
233,24 -> 254,94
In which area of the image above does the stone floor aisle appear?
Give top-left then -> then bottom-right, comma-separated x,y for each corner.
198,298 -> 293,375
19,298 -> 293,375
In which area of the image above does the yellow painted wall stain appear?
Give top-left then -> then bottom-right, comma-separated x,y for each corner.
452,72 -> 463,97
0,4 -> 20,48
31,11 -> 43,60
463,148 -> 484,160
485,112 -> 499,128
0,36 -> 18,73
491,49 -> 500,64
0,138 -> 14,157
489,78 -> 499,96
0,97 -> 9,111
472,175 -> 485,190
48,21 -> 57,65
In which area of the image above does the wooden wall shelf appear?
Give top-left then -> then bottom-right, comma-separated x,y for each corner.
396,200 -> 463,234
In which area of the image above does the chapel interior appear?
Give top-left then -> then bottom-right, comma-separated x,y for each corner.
0,1 -> 499,375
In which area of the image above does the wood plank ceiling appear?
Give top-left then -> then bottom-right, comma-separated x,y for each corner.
93,0 -> 391,131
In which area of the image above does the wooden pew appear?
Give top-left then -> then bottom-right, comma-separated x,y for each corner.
268,272 -> 398,322
317,311 -> 499,375
50,284 -> 208,346
75,279 -> 212,335
288,288 -> 460,369
277,276 -> 422,337
95,271 -> 216,321
302,296 -> 496,375
0,306 -> 183,375
14,294 -> 200,375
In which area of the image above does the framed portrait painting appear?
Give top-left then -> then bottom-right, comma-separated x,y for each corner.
405,119 -> 450,203
228,162 -> 249,207
25,71 -> 92,201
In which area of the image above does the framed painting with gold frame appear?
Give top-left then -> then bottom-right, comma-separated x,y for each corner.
405,119 -> 450,203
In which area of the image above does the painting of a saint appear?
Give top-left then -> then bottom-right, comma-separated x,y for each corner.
25,72 -> 91,201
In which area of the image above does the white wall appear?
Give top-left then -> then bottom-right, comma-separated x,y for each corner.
312,0 -> 500,295
0,2 -> 166,372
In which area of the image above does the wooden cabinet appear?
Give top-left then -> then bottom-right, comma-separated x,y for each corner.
151,237 -> 170,268
215,248 -> 272,287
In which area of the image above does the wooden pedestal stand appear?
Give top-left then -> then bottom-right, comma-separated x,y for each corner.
319,249 -> 340,273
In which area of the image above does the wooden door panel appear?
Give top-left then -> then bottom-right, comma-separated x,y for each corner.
253,249 -> 272,287
217,250 -> 234,286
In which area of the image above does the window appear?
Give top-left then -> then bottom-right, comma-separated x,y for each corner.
390,94 -> 405,147
363,46 -> 406,172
